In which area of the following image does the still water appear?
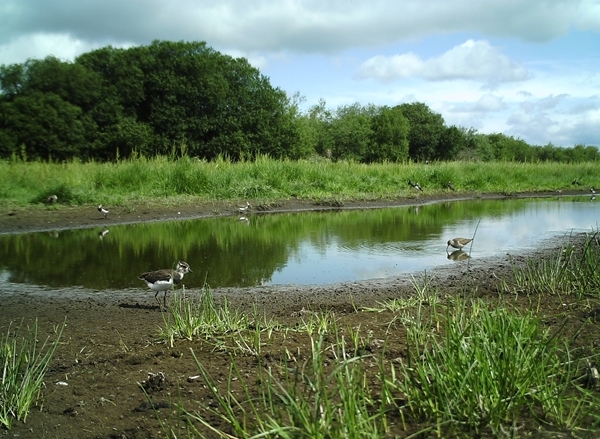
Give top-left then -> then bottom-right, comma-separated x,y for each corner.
1,197 -> 598,292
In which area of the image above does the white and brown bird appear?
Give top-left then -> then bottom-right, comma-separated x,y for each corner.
446,237 -> 473,252
138,261 -> 192,309
98,204 -> 109,218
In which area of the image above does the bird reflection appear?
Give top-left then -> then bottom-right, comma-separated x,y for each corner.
98,228 -> 110,240
447,250 -> 470,261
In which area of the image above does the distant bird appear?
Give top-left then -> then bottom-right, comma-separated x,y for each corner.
572,179 -> 582,186
98,228 -> 109,240
446,182 -> 456,191
47,194 -> 58,204
98,204 -> 109,218
446,237 -> 473,252
138,261 -> 192,309
238,201 -> 251,213
408,180 -> 422,191
591,188 -> 596,195
447,250 -> 470,261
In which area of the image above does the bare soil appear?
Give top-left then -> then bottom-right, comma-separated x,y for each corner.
1,192 -> 598,438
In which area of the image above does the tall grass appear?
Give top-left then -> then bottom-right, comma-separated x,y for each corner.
182,330 -> 391,439
1,156 -> 599,208
0,320 -> 64,429
393,299 -> 592,436
504,231 -> 600,299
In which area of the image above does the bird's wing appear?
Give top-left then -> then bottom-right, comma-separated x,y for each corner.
139,269 -> 173,282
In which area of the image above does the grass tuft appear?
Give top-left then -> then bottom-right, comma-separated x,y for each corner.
0,319 -> 64,429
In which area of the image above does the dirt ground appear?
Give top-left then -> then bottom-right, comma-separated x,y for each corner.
1,192 -> 598,438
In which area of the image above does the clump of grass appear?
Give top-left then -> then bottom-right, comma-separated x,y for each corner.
181,329 -> 391,438
393,299 -> 591,436
159,285 -> 249,346
0,320 -> 64,429
505,231 -> 600,299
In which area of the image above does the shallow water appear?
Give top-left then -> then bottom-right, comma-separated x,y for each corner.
1,196 -> 598,291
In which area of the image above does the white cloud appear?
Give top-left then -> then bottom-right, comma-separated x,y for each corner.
0,0 -> 596,55
356,40 -> 529,87
0,32 -> 133,65
506,94 -> 600,145
451,94 -> 507,113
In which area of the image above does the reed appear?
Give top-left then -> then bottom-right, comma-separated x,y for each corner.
2,157 -> 599,208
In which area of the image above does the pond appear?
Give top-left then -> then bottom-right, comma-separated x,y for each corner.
0,196 -> 598,293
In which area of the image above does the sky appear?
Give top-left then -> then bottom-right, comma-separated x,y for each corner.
1,0 -> 599,147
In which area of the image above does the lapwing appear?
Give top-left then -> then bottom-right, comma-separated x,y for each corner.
138,261 -> 192,309
98,204 -> 109,218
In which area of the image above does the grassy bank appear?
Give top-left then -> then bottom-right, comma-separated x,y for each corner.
1,157 -> 599,208
153,234 -> 600,437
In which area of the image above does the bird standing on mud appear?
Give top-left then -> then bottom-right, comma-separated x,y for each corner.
446,237 -> 473,252
98,204 -> 109,218
238,201 -> 251,213
138,261 -> 192,309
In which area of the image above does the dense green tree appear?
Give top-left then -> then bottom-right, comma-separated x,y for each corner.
396,102 -> 445,161
326,104 -> 376,162
0,92 -> 87,160
488,133 -> 534,162
437,125 -> 465,160
369,106 -> 410,162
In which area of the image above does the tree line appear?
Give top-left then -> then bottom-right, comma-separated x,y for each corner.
0,40 -> 597,163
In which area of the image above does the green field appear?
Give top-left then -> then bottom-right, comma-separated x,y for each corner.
2,157 -> 598,208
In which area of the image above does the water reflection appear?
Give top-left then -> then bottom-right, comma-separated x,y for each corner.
0,197 -> 598,290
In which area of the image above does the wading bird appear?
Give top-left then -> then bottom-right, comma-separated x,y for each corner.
138,261 -> 192,309
446,237 -> 473,252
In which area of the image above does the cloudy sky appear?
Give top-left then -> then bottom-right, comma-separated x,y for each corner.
1,0 -> 599,147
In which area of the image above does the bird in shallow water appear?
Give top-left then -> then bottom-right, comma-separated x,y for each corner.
446,237 -> 473,252
138,261 -> 192,309
98,204 -> 109,218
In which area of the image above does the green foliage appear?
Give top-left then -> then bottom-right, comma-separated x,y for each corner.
397,102 -> 446,161
0,320 -> 64,429
395,299 -> 590,435
1,43 -> 598,163
1,159 -> 600,210
504,231 -> 600,299
0,41 -> 298,162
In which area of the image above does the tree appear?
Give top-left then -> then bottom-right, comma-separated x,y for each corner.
437,125 -> 465,160
0,92 -> 87,160
369,106 -> 410,162
327,104 -> 375,162
396,102 -> 445,161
